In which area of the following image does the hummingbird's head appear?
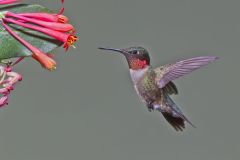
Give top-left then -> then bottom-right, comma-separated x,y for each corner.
98,46 -> 150,70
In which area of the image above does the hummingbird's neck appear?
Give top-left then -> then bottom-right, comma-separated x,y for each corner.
129,65 -> 150,84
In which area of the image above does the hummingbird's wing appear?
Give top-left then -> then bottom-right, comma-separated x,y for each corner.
154,56 -> 218,88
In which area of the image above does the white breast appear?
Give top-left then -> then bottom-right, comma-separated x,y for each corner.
129,66 -> 149,84
130,67 -> 150,104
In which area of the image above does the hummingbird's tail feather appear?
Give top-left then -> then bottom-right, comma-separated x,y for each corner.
162,112 -> 185,131
160,94 -> 196,131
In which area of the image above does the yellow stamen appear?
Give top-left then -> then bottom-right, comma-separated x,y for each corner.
67,35 -> 77,46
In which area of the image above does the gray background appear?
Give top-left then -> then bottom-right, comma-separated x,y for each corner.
0,0 -> 239,159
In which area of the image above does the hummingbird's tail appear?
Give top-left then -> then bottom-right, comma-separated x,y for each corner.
159,94 -> 196,131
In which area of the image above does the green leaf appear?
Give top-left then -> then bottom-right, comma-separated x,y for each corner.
0,4 -> 62,61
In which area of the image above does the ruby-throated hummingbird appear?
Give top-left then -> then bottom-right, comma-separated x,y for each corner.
98,46 -> 217,131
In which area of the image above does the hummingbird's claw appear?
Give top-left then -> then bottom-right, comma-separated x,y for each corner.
147,102 -> 155,112
148,107 -> 154,112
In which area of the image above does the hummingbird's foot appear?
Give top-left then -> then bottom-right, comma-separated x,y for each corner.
148,107 -> 154,112
147,102 -> 155,112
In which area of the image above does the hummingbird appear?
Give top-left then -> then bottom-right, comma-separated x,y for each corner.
98,46 -> 218,131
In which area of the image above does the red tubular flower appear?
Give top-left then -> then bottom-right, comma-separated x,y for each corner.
0,96 -> 8,108
6,72 -> 22,85
0,88 -> 9,95
18,13 -> 69,23
4,18 -> 77,50
31,51 -> 56,71
0,0 -> 19,5
6,12 -> 73,32
1,21 -> 57,71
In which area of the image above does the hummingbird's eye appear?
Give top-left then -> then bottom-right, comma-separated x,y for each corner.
131,50 -> 138,54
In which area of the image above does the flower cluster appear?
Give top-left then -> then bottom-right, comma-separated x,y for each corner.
0,65 -> 22,107
0,0 -> 77,71
0,0 -> 77,107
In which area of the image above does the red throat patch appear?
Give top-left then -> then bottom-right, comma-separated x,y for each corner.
131,59 -> 147,69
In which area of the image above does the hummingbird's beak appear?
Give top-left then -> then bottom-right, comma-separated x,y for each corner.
98,47 -> 125,55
